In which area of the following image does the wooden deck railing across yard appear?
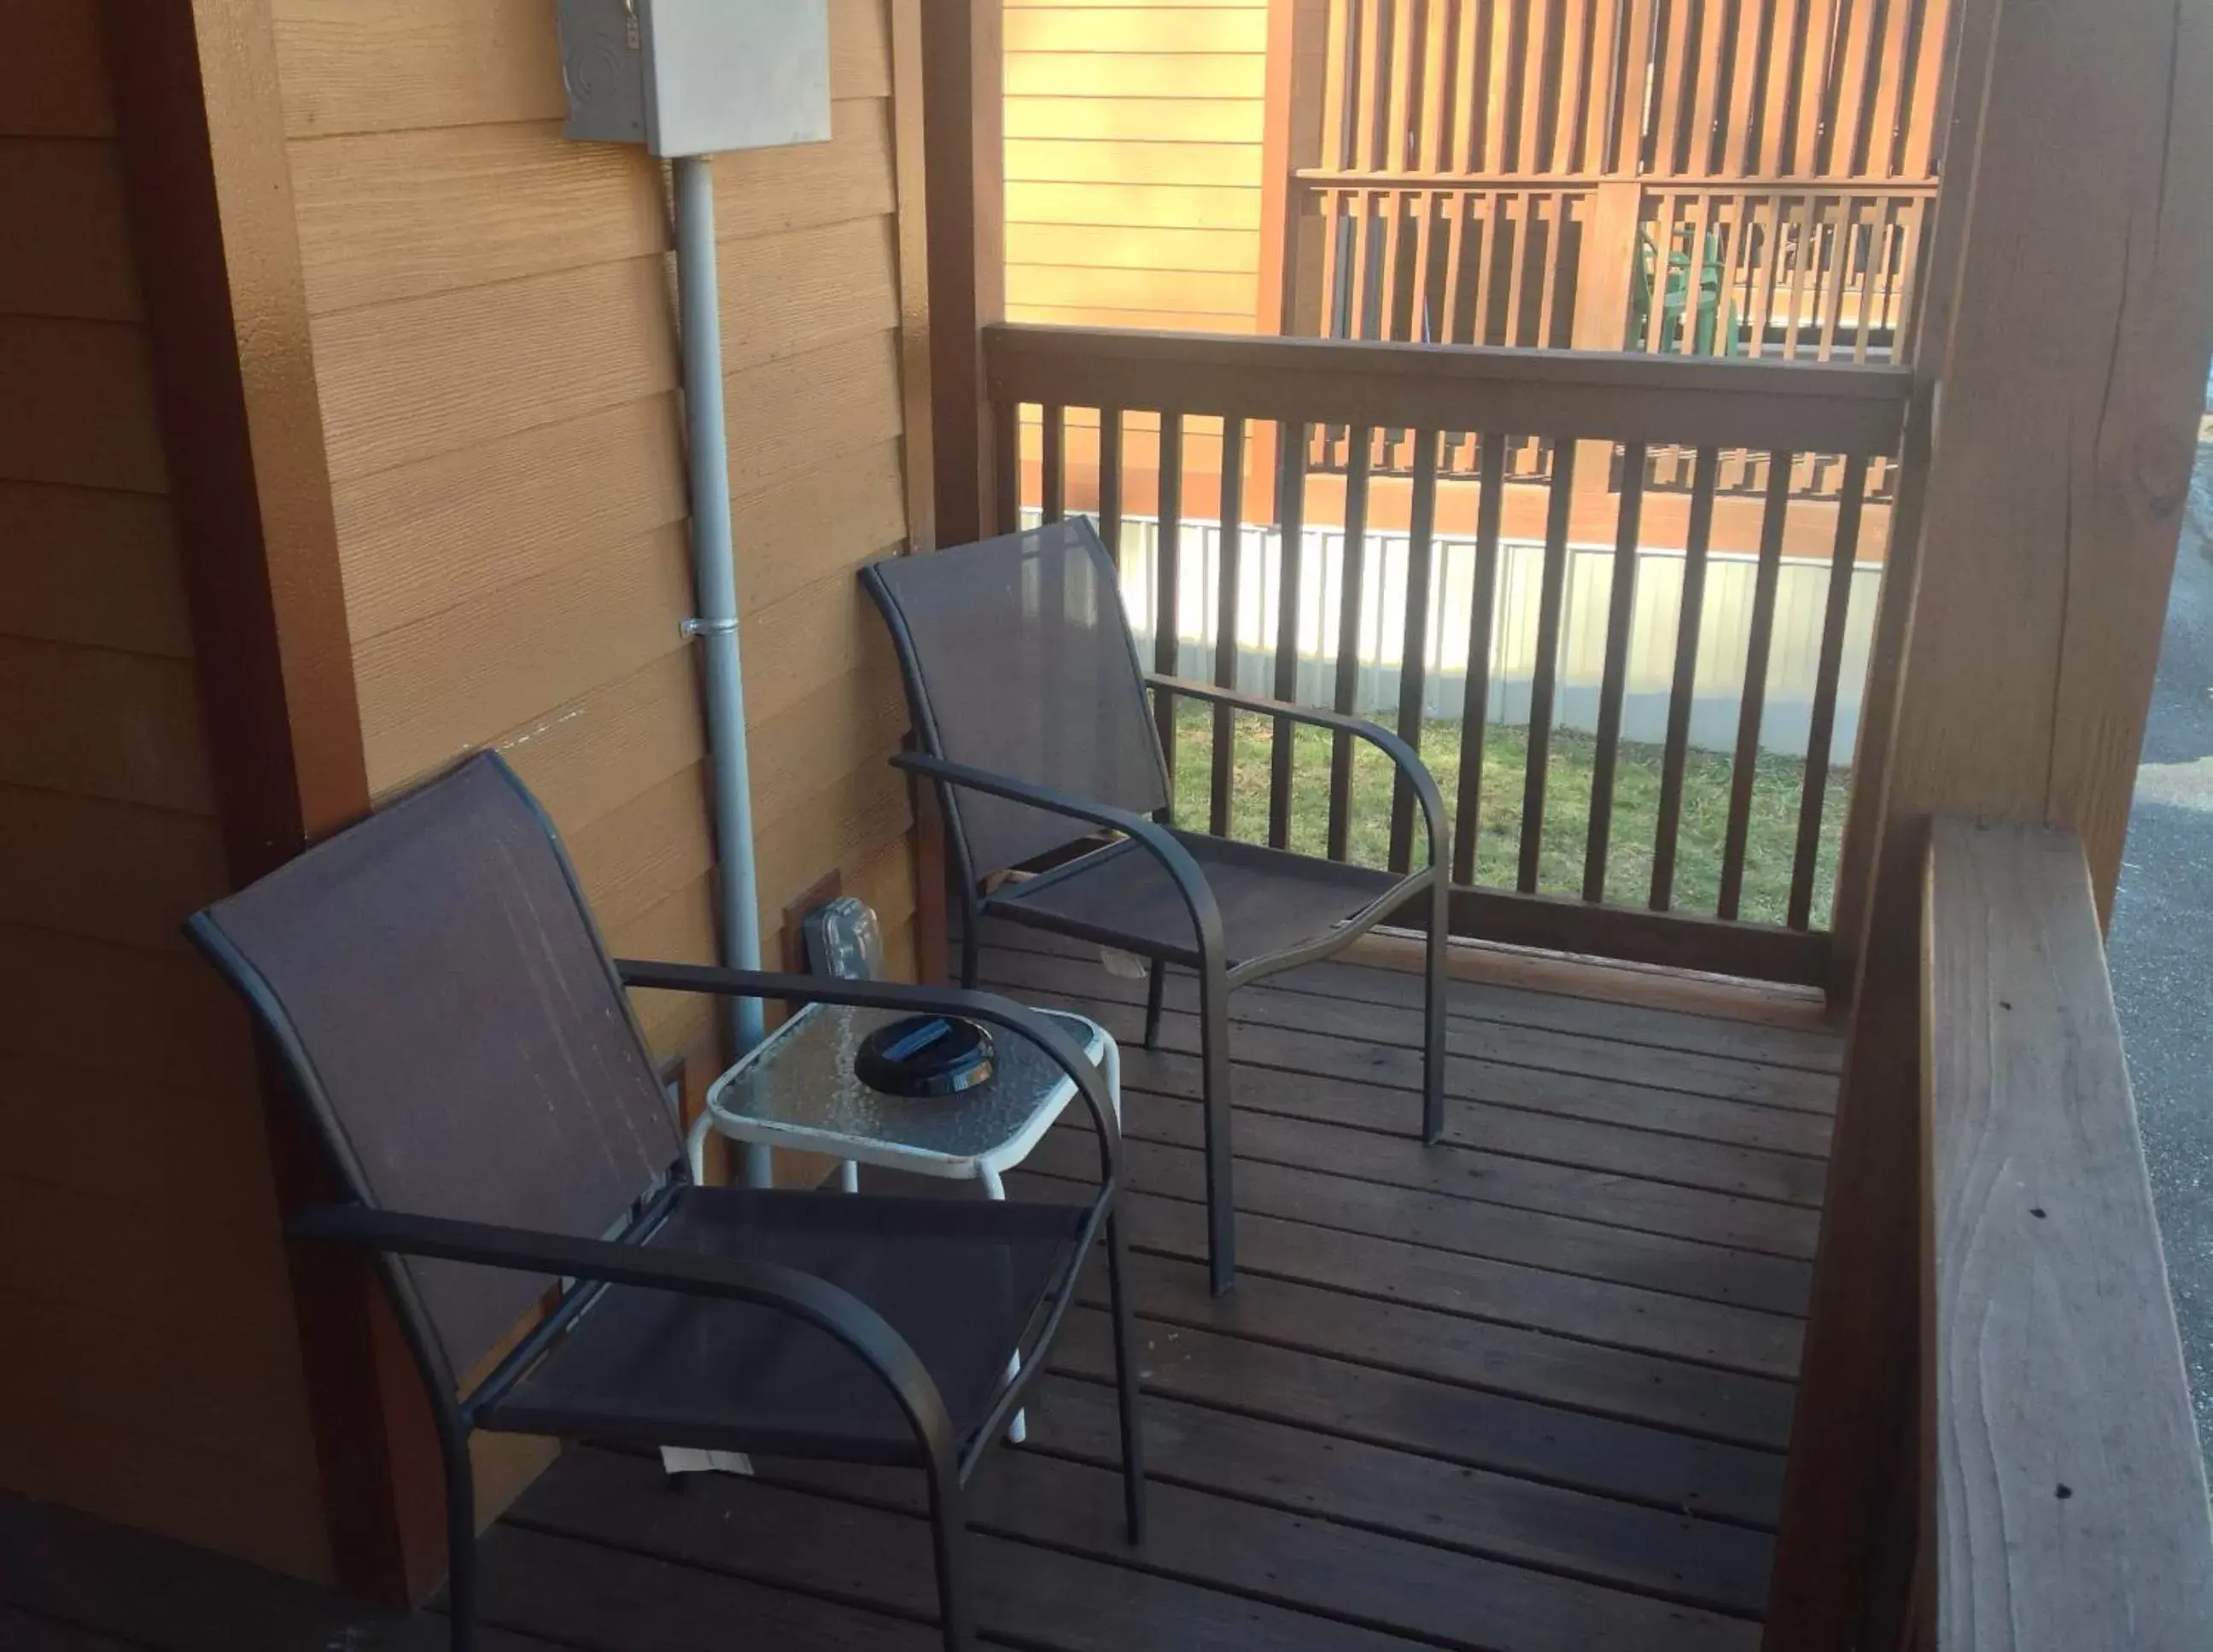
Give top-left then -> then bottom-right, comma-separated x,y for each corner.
987,321 -> 1911,984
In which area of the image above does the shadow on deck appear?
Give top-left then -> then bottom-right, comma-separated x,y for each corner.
0,927 -> 1839,1652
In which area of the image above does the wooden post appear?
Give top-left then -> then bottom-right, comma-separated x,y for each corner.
921,0 -> 1005,546
888,0 -> 936,554
1766,0 -> 2213,1641
102,0 -> 443,1605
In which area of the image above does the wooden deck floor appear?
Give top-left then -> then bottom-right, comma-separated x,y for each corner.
0,929 -> 1840,1652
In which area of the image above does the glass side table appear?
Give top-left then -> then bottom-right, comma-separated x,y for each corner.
683,1001 -> 1119,1450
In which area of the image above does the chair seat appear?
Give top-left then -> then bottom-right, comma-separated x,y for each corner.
988,830 -> 1408,969
482,1187 -> 1088,1464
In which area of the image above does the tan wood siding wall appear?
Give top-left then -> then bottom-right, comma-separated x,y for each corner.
0,1 -> 331,1582
1005,0 -> 1270,332
266,0 -> 926,1080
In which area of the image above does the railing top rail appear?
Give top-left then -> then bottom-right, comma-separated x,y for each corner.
985,324 -> 1912,454
1924,817 -> 2213,1646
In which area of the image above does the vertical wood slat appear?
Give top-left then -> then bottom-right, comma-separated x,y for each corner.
1791,0 -> 1836,176
1760,0 -> 1806,172
1516,0 -> 1555,174
1787,451 -> 1868,928
1452,429 -> 1509,883
1388,431 -> 1440,872
1687,0 -> 1731,174
1582,442 -> 1647,901
1320,189 -> 1349,336
1451,0 -> 1484,172
993,401 -> 1021,536
1354,0 -> 1388,170
1553,0 -> 1591,173
1654,0 -> 1701,174
1482,0 -> 1515,172
1269,427 -> 1309,849
1321,0 -> 1353,170
1385,0 -> 1419,172
1347,190 -> 1376,337
1098,407 -> 1124,575
1516,441 -> 1579,893
1418,0 -> 1454,172
1326,428 -> 1373,861
1040,403 -> 1066,523
1716,448 -> 1793,919
1650,446 -> 1720,909
1154,412 -> 1185,803
1723,0 -> 1767,173
1210,416 -> 1247,838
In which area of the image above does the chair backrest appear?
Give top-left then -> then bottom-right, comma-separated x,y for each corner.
861,518 -> 1170,879
189,752 -> 681,1384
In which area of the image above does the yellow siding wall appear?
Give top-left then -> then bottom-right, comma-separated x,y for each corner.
0,3 -> 331,1580
267,0 -> 925,1099
1005,0 -> 1270,333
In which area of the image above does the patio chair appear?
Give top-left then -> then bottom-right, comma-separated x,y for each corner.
185,751 -> 1143,1652
862,517 -> 1450,1296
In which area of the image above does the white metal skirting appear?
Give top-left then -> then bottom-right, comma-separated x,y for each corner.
1083,516 -> 1879,767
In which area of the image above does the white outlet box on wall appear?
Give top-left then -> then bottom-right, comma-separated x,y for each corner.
556,0 -> 832,157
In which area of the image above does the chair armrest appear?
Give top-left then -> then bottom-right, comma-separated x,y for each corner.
289,1200 -> 961,1463
1147,674 -> 1448,871
611,960 -> 1123,1178
890,750 -> 1229,972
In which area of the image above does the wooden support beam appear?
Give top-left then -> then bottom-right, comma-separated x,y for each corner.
1767,0 -> 2213,1640
102,0 -> 441,1607
920,0 -> 1005,546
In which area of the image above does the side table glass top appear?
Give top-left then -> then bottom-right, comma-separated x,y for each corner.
704,1003 -> 1109,1167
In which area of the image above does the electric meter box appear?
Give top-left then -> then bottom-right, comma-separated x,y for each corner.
556,0 -> 832,158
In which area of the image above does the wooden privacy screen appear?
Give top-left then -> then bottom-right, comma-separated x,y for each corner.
1288,0 -> 1947,491
990,323 -> 1910,981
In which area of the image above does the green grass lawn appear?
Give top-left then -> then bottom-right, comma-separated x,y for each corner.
1167,702 -> 1850,928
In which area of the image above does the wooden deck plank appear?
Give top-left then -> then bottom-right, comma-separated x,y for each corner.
1102,1041 -> 1828,1207
1099,1083 -> 1822,1256
1049,1305 -> 1786,1528
981,942 -> 1838,1111
595,1440 -> 1766,1646
1003,977 -> 1836,1159
972,918 -> 1844,1071
1039,1214 -> 1800,1444
507,1452 -> 1429,1651
1023,1129 -> 1814,1325
995,1381 -> 1773,1616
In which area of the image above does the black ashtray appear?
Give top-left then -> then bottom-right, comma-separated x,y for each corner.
855,1014 -> 995,1098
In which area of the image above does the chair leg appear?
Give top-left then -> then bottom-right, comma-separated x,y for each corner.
1423,867 -> 1449,1146
1106,1205 -> 1148,1544
442,1422 -> 478,1652
1142,959 -> 1165,1050
1198,959 -> 1237,1294
926,1456 -> 974,1652
959,918 -> 980,989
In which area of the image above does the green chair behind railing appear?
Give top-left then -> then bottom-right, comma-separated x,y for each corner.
1629,225 -> 1742,357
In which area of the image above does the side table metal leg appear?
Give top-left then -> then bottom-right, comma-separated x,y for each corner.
838,1159 -> 859,1192
743,1142 -> 774,1189
978,1162 -> 1026,1445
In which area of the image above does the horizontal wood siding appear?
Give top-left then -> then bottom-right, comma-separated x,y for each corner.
270,0 -> 925,1095
0,2 -> 330,1581
1004,1 -> 1270,332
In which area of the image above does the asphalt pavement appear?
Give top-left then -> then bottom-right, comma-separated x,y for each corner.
2111,419 -> 2213,1456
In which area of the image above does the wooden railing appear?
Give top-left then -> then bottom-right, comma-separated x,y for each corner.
1283,0 -> 1948,492
1910,819 -> 2211,1643
986,321 -> 1912,983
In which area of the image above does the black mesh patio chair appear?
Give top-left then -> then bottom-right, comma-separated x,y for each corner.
185,751 -> 1143,1652
862,517 -> 1449,1296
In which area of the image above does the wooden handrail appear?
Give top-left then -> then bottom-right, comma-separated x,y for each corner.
984,324 -> 1912,452
1923,817 -> 2213,1646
